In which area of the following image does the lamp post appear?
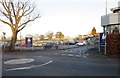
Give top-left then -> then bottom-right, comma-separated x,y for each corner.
106,0 -> 108,15
20,31 -> 22,51
104,0 -> 108,55
2,32 -> 6,52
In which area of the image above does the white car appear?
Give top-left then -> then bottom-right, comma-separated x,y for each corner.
76,41 -> 86,46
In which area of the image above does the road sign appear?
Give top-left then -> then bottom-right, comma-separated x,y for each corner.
25,37 -> 33,47
99,33 -> 107,48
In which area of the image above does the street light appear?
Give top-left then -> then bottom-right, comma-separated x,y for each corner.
104,0 -> 108,55
20,31 -> 22,51
3,32 -> 6,36
2,32 -> 6,52
2,32 -> 6,42
106,0 -> 108,15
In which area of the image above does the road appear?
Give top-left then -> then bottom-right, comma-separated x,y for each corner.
0,43 -> 2,78
2,46 -> 119,76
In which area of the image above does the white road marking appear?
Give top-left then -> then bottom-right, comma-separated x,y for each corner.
54,53 -> 58,55
83,56 -> 87,58
64,50 -> 68,52
33,60 -> 53,68
76,55 -> 81,57
68,54 -> 74,56
4,58 -> 34,65
6,65 -> 35,71
38,56 -> 42,57
69,50 -> 73,52
85,54 -> 89,56
62,54 -> 66,56
6,60 -> 53,71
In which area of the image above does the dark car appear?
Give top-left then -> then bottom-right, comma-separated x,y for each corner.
69,41 -> 78,45
43,42 -> 54,49
1,43 -> 10,51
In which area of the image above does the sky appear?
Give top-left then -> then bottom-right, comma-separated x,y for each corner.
0,0 -> 119,38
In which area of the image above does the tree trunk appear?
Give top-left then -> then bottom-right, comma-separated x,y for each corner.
9,31 -> 18,51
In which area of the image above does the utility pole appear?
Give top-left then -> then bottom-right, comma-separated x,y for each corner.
2,32 -> 6,52
104,0 -> 107,55
106,0 -> 108,15
20,30 -> 22,51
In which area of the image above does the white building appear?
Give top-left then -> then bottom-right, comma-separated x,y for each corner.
101,1 -> 120,33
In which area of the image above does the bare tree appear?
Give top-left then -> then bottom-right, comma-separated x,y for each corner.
39,34 -> 45,41
0,0 -> 40,51
46,31 -> 54,40
33,33 -> 40,41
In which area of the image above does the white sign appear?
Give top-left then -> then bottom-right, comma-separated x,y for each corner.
102,33 -> 106,40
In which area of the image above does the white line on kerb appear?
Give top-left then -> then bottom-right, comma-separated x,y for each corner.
6,61 -> 53,71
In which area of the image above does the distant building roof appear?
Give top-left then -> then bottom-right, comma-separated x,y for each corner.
111,1 -> 120,13
111,7 -> 120,13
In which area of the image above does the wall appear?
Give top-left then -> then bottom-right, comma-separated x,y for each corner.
106,33 -> 120,55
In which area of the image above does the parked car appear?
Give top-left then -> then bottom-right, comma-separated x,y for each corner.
55,42 -> 61,45
33,42 -> 43,47
76,41 -> 86,46
2,43 -> 10,47
43,42 -> 54,49
1,43 -> 10,51
19,42 -> 26,47
69,41 -> 78,45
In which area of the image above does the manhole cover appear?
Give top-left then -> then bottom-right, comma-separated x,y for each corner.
4,58 -> 34,65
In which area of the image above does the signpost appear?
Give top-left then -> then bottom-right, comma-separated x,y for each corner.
99,33 -> 107,54
25,37 -> 33,47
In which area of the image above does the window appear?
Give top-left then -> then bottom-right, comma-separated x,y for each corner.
112,26 -> 119,33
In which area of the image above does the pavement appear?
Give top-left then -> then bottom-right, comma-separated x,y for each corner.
0,43 -> 2,78
0,52 -> 2,78
85,48 -> 119,60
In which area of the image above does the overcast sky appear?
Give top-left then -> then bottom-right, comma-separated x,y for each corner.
0,0 -> 119,38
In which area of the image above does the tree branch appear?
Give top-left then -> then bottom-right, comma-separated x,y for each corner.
19,14 -> 40,28
0,18 -> 15,33
1,0 -> 8,12
24,5 -> 36,16
0,19 -> 10,26
0,10 -> 9,19
11,2 -> 16,19
18,25 -> 26,32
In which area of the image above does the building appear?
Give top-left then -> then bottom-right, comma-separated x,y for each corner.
101,1 -> 120,33
101,1 -> 120,55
